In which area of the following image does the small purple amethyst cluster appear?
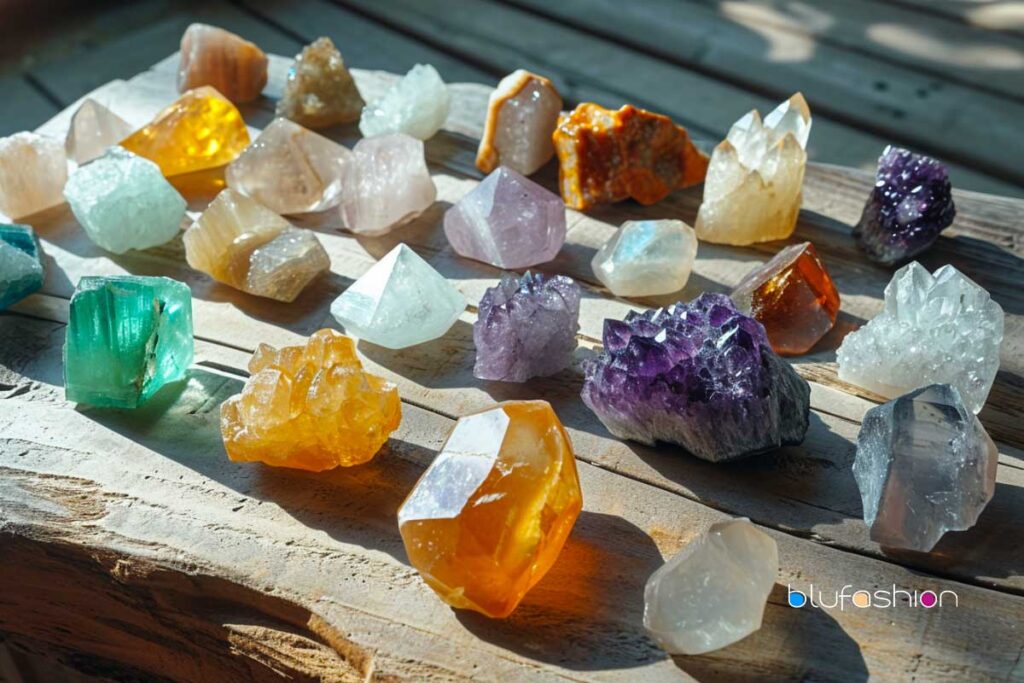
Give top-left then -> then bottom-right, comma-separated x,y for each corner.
473,271 -> 581,382
854,146 -> 956,265
581,293 -> 810,462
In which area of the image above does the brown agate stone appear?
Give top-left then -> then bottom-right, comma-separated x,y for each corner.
276,37 -> 365,128
178,23 -> 268,103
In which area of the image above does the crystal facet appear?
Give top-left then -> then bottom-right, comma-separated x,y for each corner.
330,243 -> 466,349
398,400 -> 582,618
177,23 -> 268,103
359,64 -> 450,140
476,70 -> 562,176
581,293 -> 811,461
0,132 -> 68,220
473,272 -> 581,382
0,224 -> 45,310
444,166 -> 566,268
837,262 -> 1003,414
591,219 -> 698,297
220,329 -> 401,472
64,275 -> 193,408
276,37 -> 365,128
64,99 -> 133,164
644,519 -> 778,655
854,384 -> 997,552
695,94 -> 811,245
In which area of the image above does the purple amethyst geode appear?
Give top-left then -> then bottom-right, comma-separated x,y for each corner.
473,271 -> 581,382
853,146 -> 956,265
581,293 -> 810,462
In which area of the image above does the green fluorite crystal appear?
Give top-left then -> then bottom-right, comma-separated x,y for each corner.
64,275 -> 194,408
0,223 -> 45,310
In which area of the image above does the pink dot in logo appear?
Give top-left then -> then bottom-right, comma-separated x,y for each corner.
920,590 -> 938,608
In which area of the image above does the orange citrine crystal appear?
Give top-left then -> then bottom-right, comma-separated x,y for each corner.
731,242 -> 840,355
398,400 -> 583,618
552,103 -> 709,210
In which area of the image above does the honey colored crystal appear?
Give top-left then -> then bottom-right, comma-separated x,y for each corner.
552,103 -> 708,210
178,23 -> 268,103
276,37 -> 365,128
220,329 -> 401,471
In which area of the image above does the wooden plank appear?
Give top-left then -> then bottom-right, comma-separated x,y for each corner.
0,75 -> 59,137
884,0 -> 1024,38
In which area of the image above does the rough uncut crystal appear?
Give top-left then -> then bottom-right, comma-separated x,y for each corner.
444,166 -> 566,268
644,519 -> 778,655
696,94 -> 811,245
473,272 -> 580,382
837,262 -> 1003,414
398,400 -> 582,618
476,69 -> 562,176
330,243 -> 466,349
226,117 -> 350,215
178,23 -> 268,103
731,242 -> 839,356
0,132 -> 68,220
854,384 -> 997,552
591,219 -> 698,297
220,329 -> 401,471
276,37 -> 365,128
64,275 -> 193,408
64,147 -> 187,254
339,134 -> 436,235
581,293 -> 810,462
64,99 -> 133,165
359,64 -> 450,140
184,189 -> 330,302
0,224 -> 45,310
854,146 -> 956,265
552,103 -> 708,210
120,86 -> 250,177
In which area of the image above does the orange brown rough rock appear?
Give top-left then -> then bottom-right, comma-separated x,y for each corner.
178,23 -> 268,103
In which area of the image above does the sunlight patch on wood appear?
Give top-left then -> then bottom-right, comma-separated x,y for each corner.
867,22 -> 1024,69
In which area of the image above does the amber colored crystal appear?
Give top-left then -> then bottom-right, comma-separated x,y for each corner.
121,86 -> 250,177
178,23 -> 268,103
552,103 -> 709,210
731,242 -> 840,355
398,400 -> 582,618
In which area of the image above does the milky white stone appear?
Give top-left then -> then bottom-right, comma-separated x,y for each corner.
359,64 -> 450,140
65,99 -> 134,164
837,262 -> 1004,414
476,69 -> 562,175
644,519 -> 778,655
592,219 -> 698,297
330,243 -> 466,349
0,132 -> 68,220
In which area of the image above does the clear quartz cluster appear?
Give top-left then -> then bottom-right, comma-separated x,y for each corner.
0,224 -> 45,310
591,219 -> 698,297
0,132 -> 68,220
65,99 -> 133,164
359,64 -> 450,140
476,69 -> 562,176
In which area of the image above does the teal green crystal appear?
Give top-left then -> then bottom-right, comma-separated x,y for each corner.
64,275 -> 194,408
0,223 -> 45,310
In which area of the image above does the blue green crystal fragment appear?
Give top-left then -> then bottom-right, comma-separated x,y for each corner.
0,223 -> 45,310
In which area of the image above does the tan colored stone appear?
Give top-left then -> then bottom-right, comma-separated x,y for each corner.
276,37 -> 365,128
178,23 -> 268,103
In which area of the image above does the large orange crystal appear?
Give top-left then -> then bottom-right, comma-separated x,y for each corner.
121,86 -> 251,177
220,330 -> 401,471
731,241 -> 840,356
398,400 -> 583,618
552,103 -> 709,210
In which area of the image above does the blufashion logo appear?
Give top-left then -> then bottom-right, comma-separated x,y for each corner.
787,584 -> 958,610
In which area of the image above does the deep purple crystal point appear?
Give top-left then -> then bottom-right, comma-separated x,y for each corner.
581,293 -> 810,462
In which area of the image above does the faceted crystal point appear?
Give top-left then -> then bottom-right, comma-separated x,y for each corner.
552,103 -> 709,210
177,23 -> 268,103
226,117 -> 351,215
339,134 -> 436,235
854,146 -> 956,265
591,219 -> 698,297
121,86 -> 251,177
581,293 -> 810,462
731,241 -> 839,356
359,64 -> 450,140
276,37 -> 365,128
854,384 -> 997,552
0,224 -> 45,310
696,94 -> 811,245
473,272 -> 581,382
220,329 -> 401,472
476,69 -> 562,176
0,132 -> 68,220
644,519 -> 778,655
331,244 -> 466,349
444,166 -> 566,268
184,189 -> 330,302
64,147 -> 187,254
64,275 -> 193,408
65,99 -> 133,164
837,262 -> 1003,414
398,400 -> 583,618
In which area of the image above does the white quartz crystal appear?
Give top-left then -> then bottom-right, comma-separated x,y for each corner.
359,64 -> 450,140
0,132 -> 68,220
65,98 -> 133,164
591,219 -> 698,297
476,69 -> 562,175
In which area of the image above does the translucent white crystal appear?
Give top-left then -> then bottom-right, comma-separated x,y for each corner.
591,219 -> 698,297
65,98 -> 134,164
0,132 -> 68,220
358,64 -> 450,140
837,262 -> 1004,414
476,70 -> 562,175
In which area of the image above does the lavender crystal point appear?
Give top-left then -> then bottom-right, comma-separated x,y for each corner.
581,293 -> 810,462
854,146 -> 956,265
473,271 -> 581,382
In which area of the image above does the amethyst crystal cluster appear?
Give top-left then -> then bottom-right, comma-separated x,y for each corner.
853,146 -> 956,265
581,293 -> 810,462
473,271 -> 581,382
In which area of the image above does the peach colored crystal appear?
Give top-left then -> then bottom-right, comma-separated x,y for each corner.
178,23 -> 268,103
